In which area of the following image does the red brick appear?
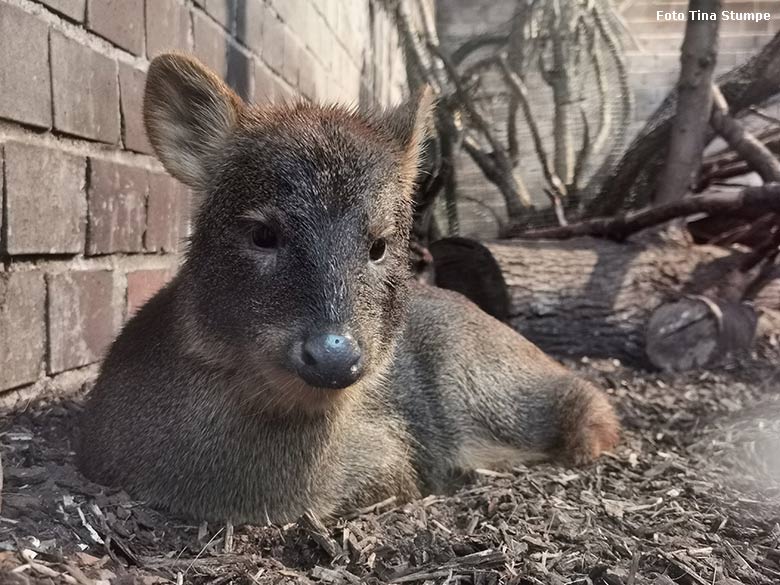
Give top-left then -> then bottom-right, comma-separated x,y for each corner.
87,159 -> 147,255
235,0 -> 264,54
119,64 -> 153,154
126,269 -> 173,315
48,270 -> 121,373
0,4 -> 52,129
193,10 -> 228,79
0,272 -> 46,390
4,142 -> 86,255
87,0 -> 145,55
146,173 -> 189,252
51,32 -> 121,143
38,0 -> 85,21
145,0 -> 190,57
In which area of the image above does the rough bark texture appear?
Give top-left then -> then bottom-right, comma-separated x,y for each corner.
433,237 -> 740,364
592,29 -> 780,215
710,86 -> 780,183
646,297 -> 757,372
654,0 -> 720,205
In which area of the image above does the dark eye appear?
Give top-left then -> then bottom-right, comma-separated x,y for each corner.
369,238 -> 387,263
251,223 -> 278,249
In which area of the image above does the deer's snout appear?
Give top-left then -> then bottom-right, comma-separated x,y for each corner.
289,331 -> 364,389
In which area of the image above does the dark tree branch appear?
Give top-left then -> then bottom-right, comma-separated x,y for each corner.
497,56 -> 567,198
592,29 -> 780,215
513,184 -> 780,241
710,84 -> 780,183
654,0 -> 721,205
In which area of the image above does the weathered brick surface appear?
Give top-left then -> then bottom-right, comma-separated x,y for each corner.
119,64 -> 153,154
205,0 -> 236,31
37,0 -> 85,21
235,0 -> 263,54
0,272 -> 46,390
227,43 -> 252,99
146,173 -> 188,253
261,10 -> 285,73
48,270 -> 121,373
87,0 -> 144,55
127,269 -> 173,314
282,25 -> 303,87
253,59 -> 286,102
145,0 -> 190,56
0,4 -> 52,128
4,142 -> 86,255
87,159 -> 147,254
193,10 -> 228,79
51,32 -> 121,143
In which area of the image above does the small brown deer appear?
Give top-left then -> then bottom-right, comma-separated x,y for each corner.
78,53 -> 619,524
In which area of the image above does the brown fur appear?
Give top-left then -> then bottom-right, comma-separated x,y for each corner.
77,54 -> 619,525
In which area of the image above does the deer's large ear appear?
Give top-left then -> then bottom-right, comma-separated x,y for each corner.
382,86 -> 436,175
144,53 -> 244,190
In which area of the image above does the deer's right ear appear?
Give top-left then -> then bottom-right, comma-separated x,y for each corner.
144,53 -> 244,190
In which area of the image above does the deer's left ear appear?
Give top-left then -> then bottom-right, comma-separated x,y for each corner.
382,86 -> 436,169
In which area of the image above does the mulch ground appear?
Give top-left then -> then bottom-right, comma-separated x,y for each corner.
1,351 -> 779,585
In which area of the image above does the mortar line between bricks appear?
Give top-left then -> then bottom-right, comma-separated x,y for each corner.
0,362 -> 100,411
1,146 -> 8,269
141,0 -> 148,60
7,0 -> 149,69
5,252 -> 181,275
188,3 -> 296,97
43,272 -> 52,376
0,122 -> 165,172
141,172 -> 151,252
84,158 -> 93,258
46,26 -> 55,134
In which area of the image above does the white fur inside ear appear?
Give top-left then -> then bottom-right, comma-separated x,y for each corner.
144,54 -> 243,190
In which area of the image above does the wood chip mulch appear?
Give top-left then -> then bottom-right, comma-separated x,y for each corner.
1,353 -> 779,585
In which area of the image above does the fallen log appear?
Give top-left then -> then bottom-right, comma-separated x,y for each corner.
432,236 -> 741,364
646,297 -> 757,372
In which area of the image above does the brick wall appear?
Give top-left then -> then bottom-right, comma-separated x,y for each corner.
436,0 -> 780,239
0,0 -> 417,407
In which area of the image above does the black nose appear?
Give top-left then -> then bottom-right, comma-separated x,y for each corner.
291,332 -> 364,389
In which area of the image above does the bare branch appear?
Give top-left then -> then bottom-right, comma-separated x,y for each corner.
654,0 -> 721,205
512,184 -> 780,241
429,43 -> 506,160
462,136 -> 531,213
710,84 -> 780,183
497,56 -> 567,198
544,188 -> 569,227
571,107 -> 592,193
590,34 -> 612,157
451,34 -> 508,67
747,106 -> 780,127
